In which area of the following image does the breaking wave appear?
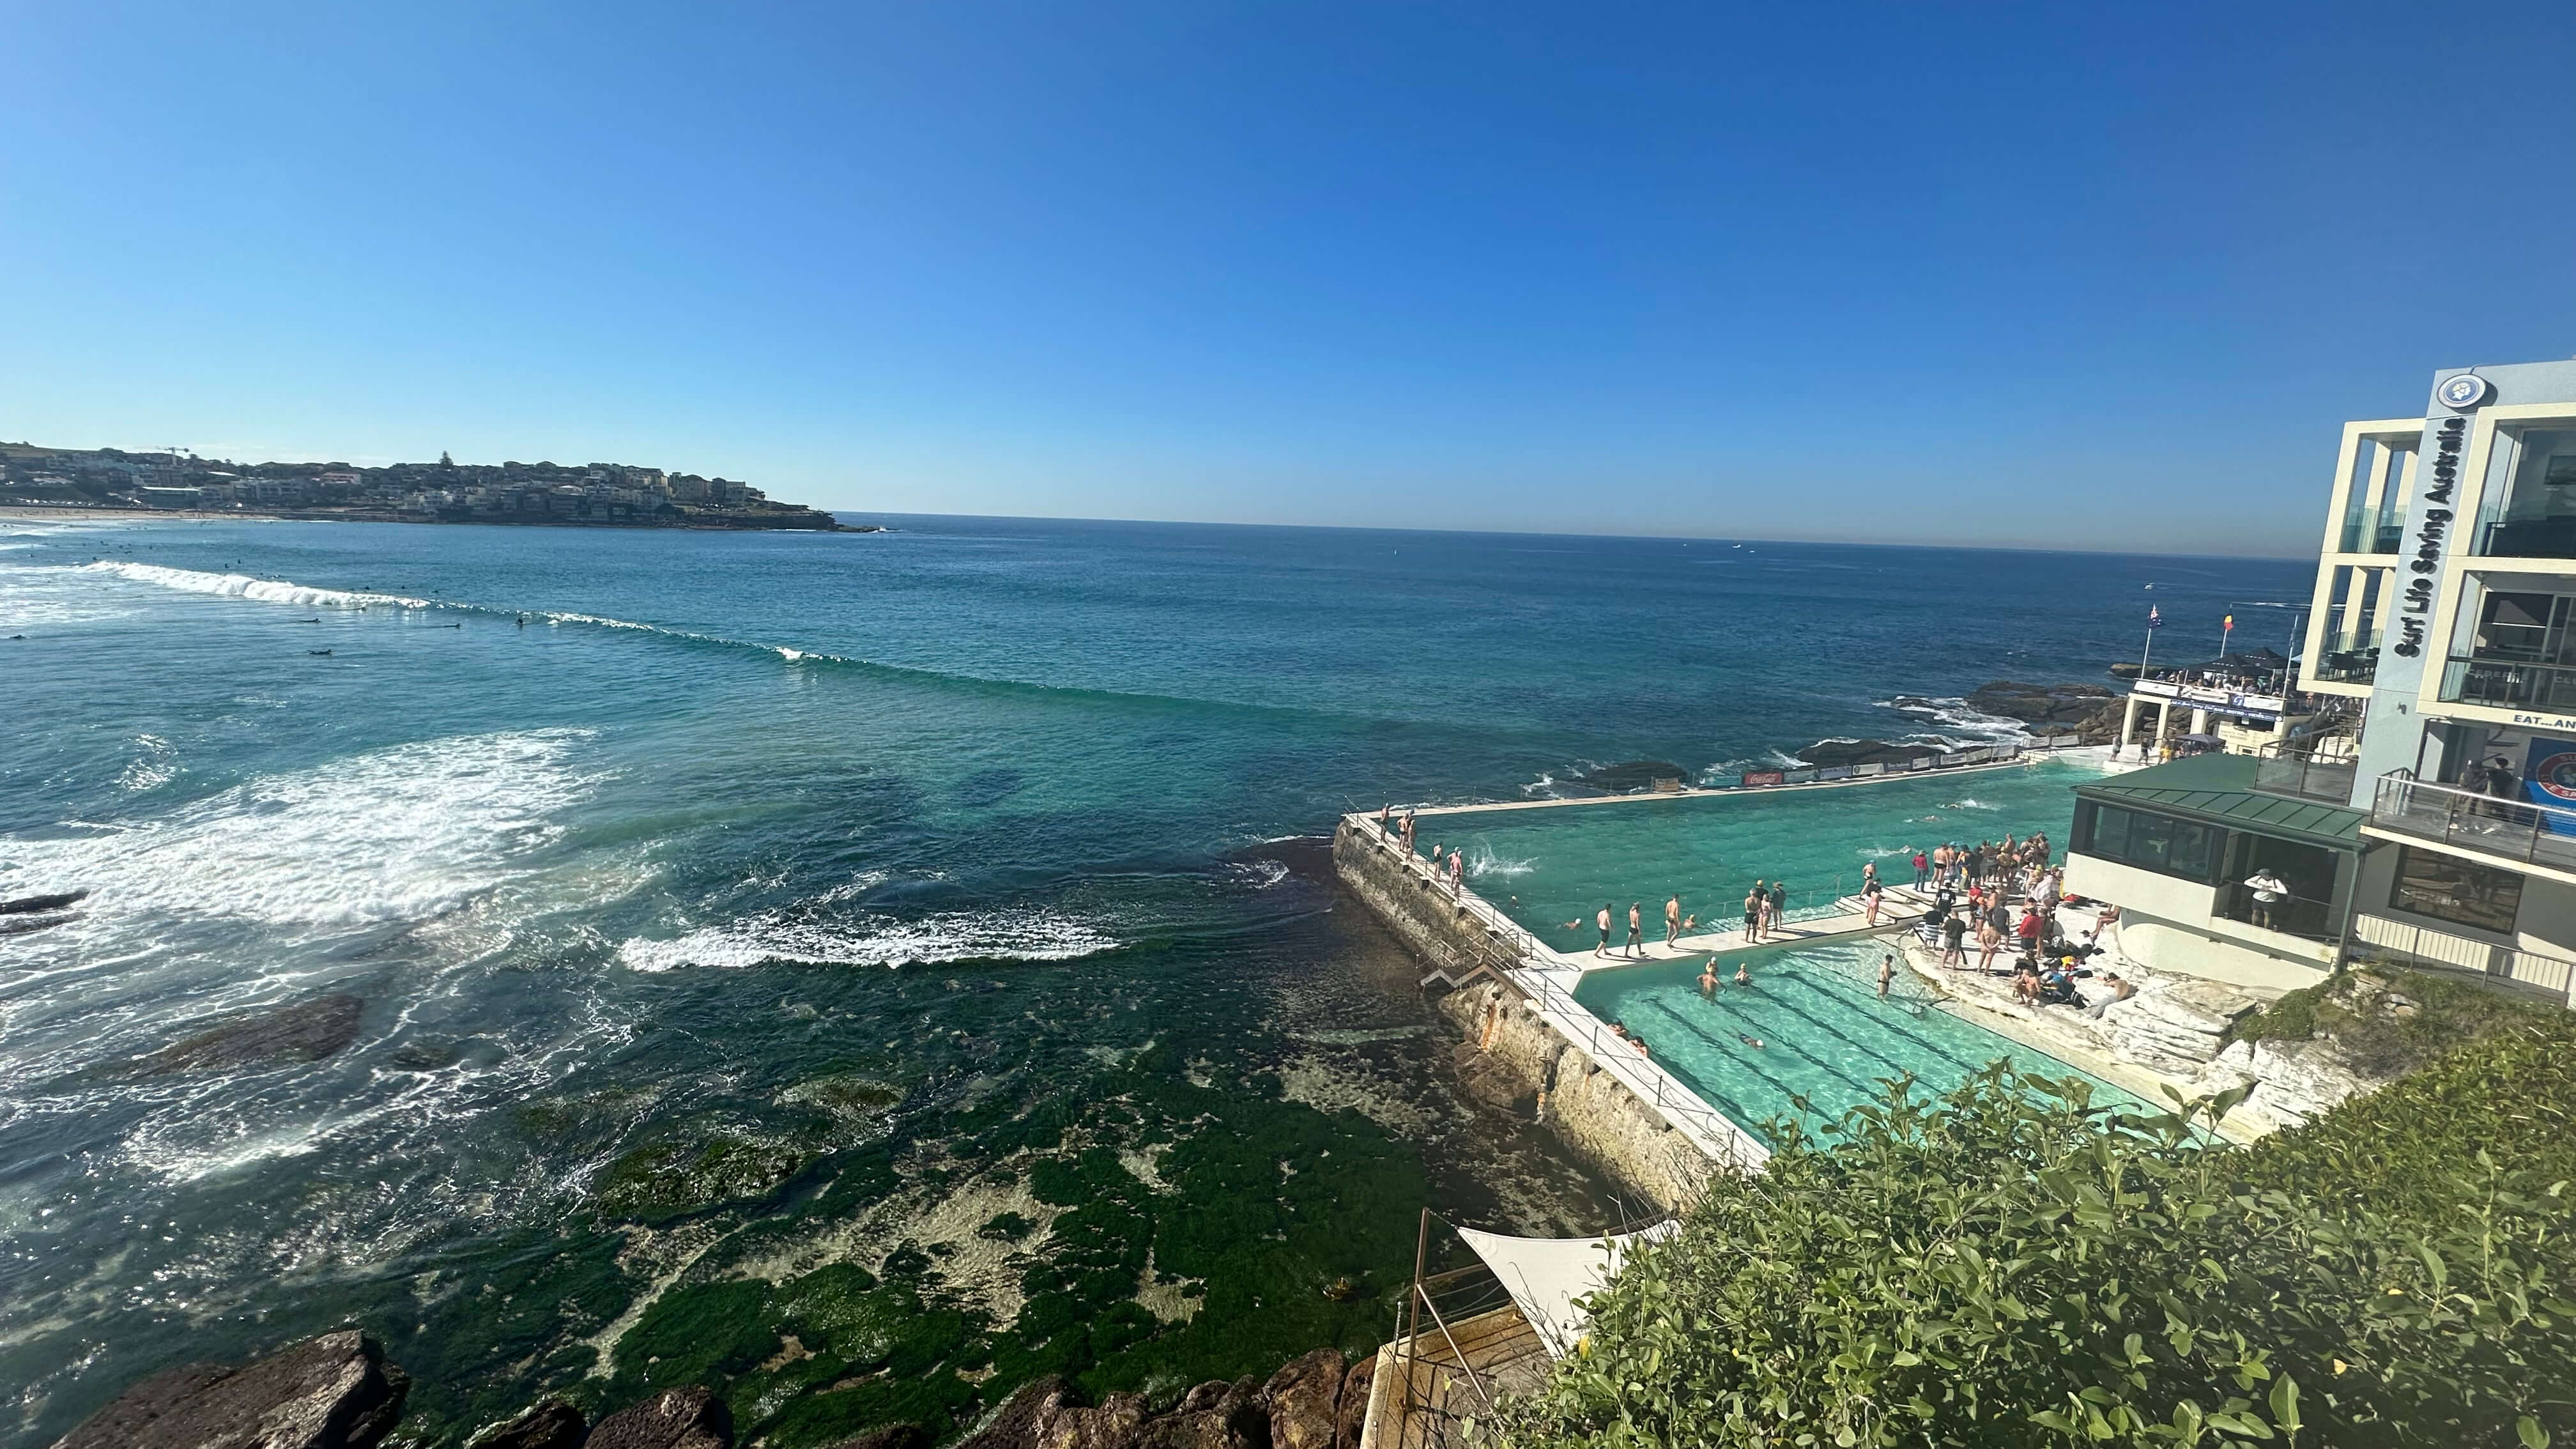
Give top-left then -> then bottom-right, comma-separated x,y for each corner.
79,560 -> 436,610
616,910 -> 1120,972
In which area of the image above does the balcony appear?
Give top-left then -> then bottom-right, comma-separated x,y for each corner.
2477,518 -> 2576,560
2252,742 -> 2357,805
2439,654 -> 2576,712
2213,882 -> 2337,942
2304,649 -> 2377,687
2370,774 -> 2576,875
2339,521 -> 2403,555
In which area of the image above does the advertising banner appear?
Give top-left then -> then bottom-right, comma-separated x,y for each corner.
1742,770 -> 1784,788
2524,737 -> 2576,834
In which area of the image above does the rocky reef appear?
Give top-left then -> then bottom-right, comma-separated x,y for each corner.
47,1335 -> 1380,1449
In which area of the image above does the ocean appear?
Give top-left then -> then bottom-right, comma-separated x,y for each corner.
0,514 -> 2308,1446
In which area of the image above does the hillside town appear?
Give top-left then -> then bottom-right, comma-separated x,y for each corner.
0,443 -> 855,530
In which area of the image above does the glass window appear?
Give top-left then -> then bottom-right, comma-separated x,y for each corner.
2389,846 -> 2522,934
2077,803 -> 2227,884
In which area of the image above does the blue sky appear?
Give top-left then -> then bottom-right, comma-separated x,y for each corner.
4,2 -> 2571,554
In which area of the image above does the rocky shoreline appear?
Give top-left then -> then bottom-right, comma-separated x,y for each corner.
50,1333 -> 1377,1449
1798,680 -> 2126,767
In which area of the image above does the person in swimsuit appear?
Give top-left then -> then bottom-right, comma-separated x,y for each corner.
1878,953 -> 1896,996
1698,962 -> 1718,994
1626,902 -> 1643,957
1744,884 -> 1764,942
1664,894 -> 1682,947
1595,905 -> 1613,957
1735,960 -> 1751,986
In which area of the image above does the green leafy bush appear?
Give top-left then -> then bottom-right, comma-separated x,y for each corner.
1488,1054 -> 2575,1449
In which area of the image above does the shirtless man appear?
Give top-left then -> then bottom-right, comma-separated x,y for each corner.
1664,894 -> 1682,947
1625,902 -> 1644,957
1698,962 -> 1718,995
1878,953 -> 1896,997
1595,904 -> 1613,958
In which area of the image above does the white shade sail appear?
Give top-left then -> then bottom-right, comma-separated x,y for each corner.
1454,1221 -> 1680,1359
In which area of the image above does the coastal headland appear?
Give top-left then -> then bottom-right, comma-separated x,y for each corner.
0,443 -> 864,532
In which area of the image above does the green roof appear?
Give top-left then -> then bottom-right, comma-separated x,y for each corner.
2074,753 -> 2365,849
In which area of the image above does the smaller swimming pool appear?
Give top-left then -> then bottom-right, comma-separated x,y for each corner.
1570,939 -> 2148,1142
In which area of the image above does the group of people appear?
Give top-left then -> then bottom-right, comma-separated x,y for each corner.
1379,805 -> 1470,896
1910,832 -> 2058,901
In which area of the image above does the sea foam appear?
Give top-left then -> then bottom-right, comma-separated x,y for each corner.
616,909 -> 1119,972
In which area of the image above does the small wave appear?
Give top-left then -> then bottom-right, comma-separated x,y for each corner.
1876,695 -> 2032,746
1857,845 -> 1915,859
80,560 -> 436,610
1229,859 -> 1292,890
617,910 -> 1119,972
1948,798 -> 2001,811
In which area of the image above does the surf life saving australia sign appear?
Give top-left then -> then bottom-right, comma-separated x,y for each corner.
2389,413 -> 2469,659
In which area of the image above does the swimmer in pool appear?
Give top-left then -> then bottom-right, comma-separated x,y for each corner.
1698,963 -> 1717,995
1735,962 -> 1751,986
1740,1034 -> 1765,1048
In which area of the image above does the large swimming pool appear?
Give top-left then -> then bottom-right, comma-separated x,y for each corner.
1430,756 -> 2103,947
1570,939 -> 2149,1142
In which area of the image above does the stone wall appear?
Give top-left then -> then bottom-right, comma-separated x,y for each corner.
1332,822 -> 1719,1215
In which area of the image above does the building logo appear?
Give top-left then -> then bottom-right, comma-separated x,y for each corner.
2437,373 -> 2492,409
2532,751 -> 2576,805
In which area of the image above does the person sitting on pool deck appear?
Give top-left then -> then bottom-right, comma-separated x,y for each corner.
2012,959 -> 2043,1006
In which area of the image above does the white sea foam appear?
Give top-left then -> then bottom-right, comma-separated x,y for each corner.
1948,798 -> 2002,811
1229,859 -> 1292,890
1878,695 -> 2032,746
1466,843 -> 1535,879
1,729 -> 597,928
78,560 -> 437,610
616,910 -> 1119,972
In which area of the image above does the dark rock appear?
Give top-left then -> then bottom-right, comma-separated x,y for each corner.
113,995 -> 364,1078
1572,760 -> 1689,793
1333,1356 -> 1374,1449
1963,680 -> 2115,727
829,1429 -> 931,1449
1036,1394 -> 1149,1449
958,1377 -> 1078,1449
1260,1349 -> 1344,1449
1,889 -> 87,914
588,1385 -> 730,1449
470,1401 -> 586,1449
1135,1379 -> 1264,1449
52,1329 -> 409,1449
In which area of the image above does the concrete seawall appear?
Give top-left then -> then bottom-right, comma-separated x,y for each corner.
1331,821 -> 1721,1213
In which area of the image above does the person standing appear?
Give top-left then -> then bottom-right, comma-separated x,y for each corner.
2244,867 -> 2290,931
1626,902 -> 1644,957
1595,903 -> 1613,958
1768,879 -> 1789,936
1912,849 -> 1930,888
1448,848 -> 1464,896
1664,894 -> 1683,947
1862,872 -> 1883,927
1877,953 -> 1896,996
1744,882 -> 1766,942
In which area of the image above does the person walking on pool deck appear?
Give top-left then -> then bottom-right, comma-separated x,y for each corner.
1595,903 -> 1613,957
1626,901 -> 1644,956
1664,894 -> 1682,947
1912,848 -> 1929,887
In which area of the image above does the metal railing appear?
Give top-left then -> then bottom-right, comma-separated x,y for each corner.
2212,882 -> 2337,942
2370,774 -> 2576,875
2476,518 -> 2576,560
1350,814 -> 1774,1173
2251,740 -> 2359,805
2304,649 -> 2379,686
2349,913 -> 2576,1004
2441,654 -> 2576,711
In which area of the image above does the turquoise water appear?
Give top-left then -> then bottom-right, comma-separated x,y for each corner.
1430,757 -> 2102,948
0,517 -> 2301,1446
1572,940 -> 2150,1141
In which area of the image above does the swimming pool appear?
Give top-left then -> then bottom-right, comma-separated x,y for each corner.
1430,756 -> 2104,948
1570,939 -> 2149,1143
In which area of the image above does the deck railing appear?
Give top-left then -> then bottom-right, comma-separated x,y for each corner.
2349,912 -> 2576,1004
2369,774 -> 2576,875
2251,740 -> 2358,806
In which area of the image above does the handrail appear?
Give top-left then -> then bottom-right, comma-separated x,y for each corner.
1409,1281 -> 1498,1414
2371,773 -> 2576,871
1354,812 -> 1775,1173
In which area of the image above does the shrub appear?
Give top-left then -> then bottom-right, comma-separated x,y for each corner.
1486,1057 -> 2575,1449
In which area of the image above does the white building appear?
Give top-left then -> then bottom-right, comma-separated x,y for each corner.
2066,357 -> 2576,1006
